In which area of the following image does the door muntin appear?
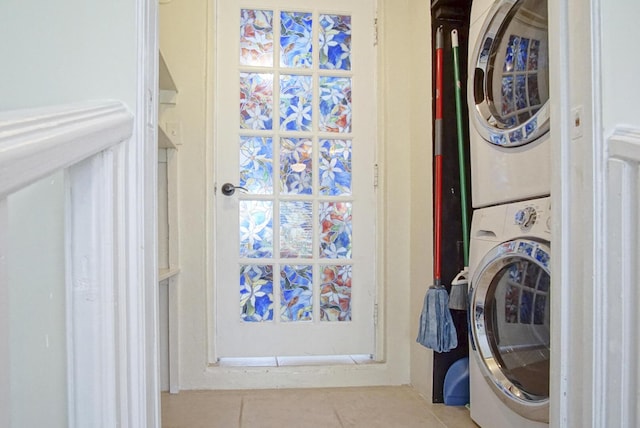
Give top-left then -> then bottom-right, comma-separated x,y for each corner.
471,238 -> 550,421
470,0 -> 549,148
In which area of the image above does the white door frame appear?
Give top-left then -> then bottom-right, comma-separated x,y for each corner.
551,0 -> 640,426
212,0 -> 378,360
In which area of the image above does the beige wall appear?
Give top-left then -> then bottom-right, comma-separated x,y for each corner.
160,0 -> 433,394
159,0 -> 210,383
405,2 -> 434,400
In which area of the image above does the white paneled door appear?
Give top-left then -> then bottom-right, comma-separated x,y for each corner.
214,0 -> 378,358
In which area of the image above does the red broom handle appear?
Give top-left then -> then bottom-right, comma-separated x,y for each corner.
434,27 -> 444,283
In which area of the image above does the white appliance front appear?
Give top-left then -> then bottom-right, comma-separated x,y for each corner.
468,0 -> 550,208
468,197 -> 550,427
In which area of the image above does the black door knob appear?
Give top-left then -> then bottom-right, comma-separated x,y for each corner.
221,182 -> 248,196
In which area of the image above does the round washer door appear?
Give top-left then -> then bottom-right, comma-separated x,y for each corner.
470,0 -> 549,147
471,238 -> 550,423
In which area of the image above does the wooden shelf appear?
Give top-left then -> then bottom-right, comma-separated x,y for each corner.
158,124 -> 178,149
159,51 -> 178,104
159,268 -> 181,282
159,51 -> 177,92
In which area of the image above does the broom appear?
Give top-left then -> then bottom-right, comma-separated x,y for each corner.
448,28 -> 470,311
417,26 -> 457,352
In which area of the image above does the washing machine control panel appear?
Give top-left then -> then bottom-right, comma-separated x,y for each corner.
514,206 -> 537,231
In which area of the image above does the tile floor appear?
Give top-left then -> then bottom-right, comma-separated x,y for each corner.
161,385 -> 478,428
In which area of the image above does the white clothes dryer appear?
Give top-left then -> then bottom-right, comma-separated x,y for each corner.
468,0 -> 550,208
468,197 -> 550,427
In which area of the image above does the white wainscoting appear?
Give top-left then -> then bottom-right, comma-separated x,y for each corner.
0,101 -> 157,427
601,127 -> 640,427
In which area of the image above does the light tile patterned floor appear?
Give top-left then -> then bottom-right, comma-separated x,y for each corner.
161,385 -> 478,428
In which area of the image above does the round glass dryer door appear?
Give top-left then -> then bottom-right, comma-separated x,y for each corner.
470,0 -> 549,147
471,238 -> 550,422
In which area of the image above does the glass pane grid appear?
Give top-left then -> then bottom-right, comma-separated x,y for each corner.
499,34 -> 544,123
504,261 -> 549,326
237,8 -> 354,324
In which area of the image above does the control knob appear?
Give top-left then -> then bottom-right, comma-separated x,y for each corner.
514,206 -> 537,230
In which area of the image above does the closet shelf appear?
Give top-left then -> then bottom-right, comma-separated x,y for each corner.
159,268 -> 181,283
159,50 -> 178,104
158,124 -> 178,149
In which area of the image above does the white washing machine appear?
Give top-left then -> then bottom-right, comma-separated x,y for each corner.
468,197 -> 550,427
468,0 -> 550,208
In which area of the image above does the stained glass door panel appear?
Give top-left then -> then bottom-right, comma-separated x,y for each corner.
215,0 -> 377,358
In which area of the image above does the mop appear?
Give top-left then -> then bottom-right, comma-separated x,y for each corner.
417,26 -> 457,353
448,29 -> 471,311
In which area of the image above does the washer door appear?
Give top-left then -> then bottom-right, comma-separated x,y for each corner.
471,238 -> 550,422
470,0 -> 549,147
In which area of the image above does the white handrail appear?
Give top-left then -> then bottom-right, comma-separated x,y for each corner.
0,101 -> 133,198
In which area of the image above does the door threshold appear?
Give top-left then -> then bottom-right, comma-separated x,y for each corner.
218,354 -> 374,368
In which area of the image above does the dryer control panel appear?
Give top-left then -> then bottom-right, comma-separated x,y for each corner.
508,198 -> 551,236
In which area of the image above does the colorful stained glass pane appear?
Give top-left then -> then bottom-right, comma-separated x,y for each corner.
528,39 -> 540,70
537,272 -> 550,292
280,74 -> 312,132
240,9 -> 274,66
280,138 -> 312,194
240,264 -> 274,322
515,75 -> 527,110
320,139 -> 352,196
501,75 -> 514,116
280,201 -> 313,258
320,265 -> 352,321
319,202 -> 352,259
239,200 -> 273,258
509,262 -> 523,283
240,72 -> 273,130
479,37 -> 493,64
280,265 -> 313,321
520,290 -> 533,323
280,11 -> 313,68
509,128 -> 523,144
516,37 -> 529,71
534,295 -> 547,325
319,77 -> 352,133
503,35 -> 518,72
523,262 -> 540,288
240,137 -> 273,194
525,117 -> 538,137
319,14 -> 352,70
528,75 -> 540,106
505,284 -> 520,324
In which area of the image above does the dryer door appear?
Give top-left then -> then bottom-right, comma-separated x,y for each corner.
470,0 -> 549,147
470,238 -> 550,422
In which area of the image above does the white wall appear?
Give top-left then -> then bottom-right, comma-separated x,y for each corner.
601,2 -> 640,132
8,172 -> 67,427
160,0 -> 434,392
0,0 -> 138,110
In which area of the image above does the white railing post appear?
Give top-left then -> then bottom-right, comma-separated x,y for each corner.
66,151 -> 118,427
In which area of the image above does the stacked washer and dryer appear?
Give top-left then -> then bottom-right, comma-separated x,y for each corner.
466,0 -> 551,427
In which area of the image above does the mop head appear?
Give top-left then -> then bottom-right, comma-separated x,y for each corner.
417,285 -> 458,352
448,268 -> 468,311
